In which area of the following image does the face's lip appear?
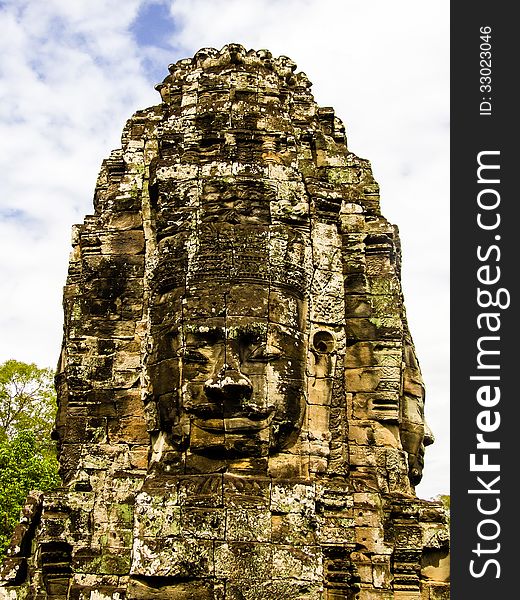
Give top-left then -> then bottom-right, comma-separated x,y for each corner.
417,443 -> 425,466
192,413 -> 274,434
185,401 -> 275,419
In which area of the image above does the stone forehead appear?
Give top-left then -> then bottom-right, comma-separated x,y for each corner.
151,283 -> 304,326
152,225 -> 309,295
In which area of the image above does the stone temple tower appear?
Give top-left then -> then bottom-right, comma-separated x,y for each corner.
0,45 -> 449,599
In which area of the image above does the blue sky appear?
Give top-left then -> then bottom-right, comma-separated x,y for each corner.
0,0 -> 449,499
131,1 -> 175,47
130,0 -> 180,81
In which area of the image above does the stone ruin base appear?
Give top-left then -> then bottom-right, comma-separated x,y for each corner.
1,474 -> 449,600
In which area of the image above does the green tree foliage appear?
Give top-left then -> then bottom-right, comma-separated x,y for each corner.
0,360 -> 61,560
0,431 -> 60,557
0,360 -> 56,445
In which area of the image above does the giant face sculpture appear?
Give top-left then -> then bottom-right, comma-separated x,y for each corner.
148,285 -> 306,462
146,223 -> 309,470
132,45 -> 436,489
400,338 -> 434,485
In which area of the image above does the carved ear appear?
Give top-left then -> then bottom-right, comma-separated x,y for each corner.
311,330 -> 336,354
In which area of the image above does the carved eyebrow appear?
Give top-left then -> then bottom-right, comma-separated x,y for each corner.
186,327 -> 225,342
235,329 -> 262,342
229,324 -> 267,340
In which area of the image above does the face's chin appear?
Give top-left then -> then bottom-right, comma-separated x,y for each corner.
408,446 -> 425,486
185,389 -> 303,459
400,386 -> 433,487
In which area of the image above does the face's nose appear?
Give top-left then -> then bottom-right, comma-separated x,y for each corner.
204,367 -> 253,402
424,421 -> 435,447
204,345 -> 253,404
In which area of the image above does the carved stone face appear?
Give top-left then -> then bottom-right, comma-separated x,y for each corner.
400,394 -> 434,486
148,284 -> 306,463
400,342 -> 434,486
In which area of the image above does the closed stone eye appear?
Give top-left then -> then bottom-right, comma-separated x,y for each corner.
177,348 -> 209,364
246,344 -> 282,362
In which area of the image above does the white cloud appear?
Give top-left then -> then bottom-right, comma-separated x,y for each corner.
0,0 -> 158,368
0,0 -> 449,498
